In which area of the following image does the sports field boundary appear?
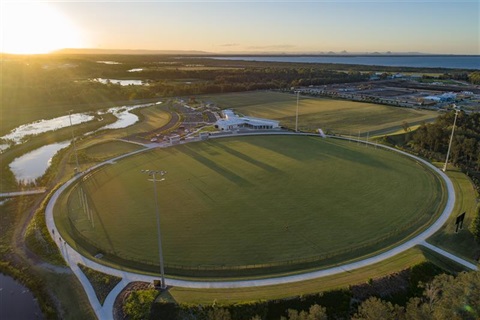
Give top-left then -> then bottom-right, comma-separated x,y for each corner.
45,131 -> 471,320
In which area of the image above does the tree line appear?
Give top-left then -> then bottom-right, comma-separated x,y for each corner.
403,111 -> 480,242
125,268 -> 479,319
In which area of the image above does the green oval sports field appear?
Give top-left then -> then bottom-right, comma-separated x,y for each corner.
54,135 -> 446,277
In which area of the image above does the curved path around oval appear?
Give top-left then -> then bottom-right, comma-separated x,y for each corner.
45,132 -> 477,320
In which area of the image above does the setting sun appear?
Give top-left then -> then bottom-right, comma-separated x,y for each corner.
0,2 -> 84,54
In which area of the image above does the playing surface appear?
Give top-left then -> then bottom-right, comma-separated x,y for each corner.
55,135 -> 445,276
199,91 -> 437,135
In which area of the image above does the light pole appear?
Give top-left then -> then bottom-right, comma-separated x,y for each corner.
295,90 -> 300,132
68,110 -> 80,173
141,169 -> 167,289
443,106 -> 460,172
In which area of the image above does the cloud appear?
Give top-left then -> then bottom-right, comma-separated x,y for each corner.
247,44 -> 296,50
219,43 -> 239,47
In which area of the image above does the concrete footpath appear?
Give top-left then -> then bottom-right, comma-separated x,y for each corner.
0,188 -> 46,197
44,133 -> 478,320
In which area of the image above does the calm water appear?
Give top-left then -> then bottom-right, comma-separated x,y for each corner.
213,55 -> 480,69
97,101 -> 162,130
1,113 -> 94,146
0,144 -> 9,153
0,274 -> 43,320
4,102 -> 162,182
9,141 -> 70,184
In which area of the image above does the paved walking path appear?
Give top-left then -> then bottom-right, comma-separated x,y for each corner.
421,241 -> 478,271
0,188 -> 46,198
44,132 -> 478,320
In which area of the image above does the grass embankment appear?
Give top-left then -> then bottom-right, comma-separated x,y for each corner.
0,196 -> 95,319
428,166 -> 480,262
75,140 -> 144,164
78,264 -> 122,305
197,91 -> 437,134
55,135 -> 445,277
161,246 -> 466,304
24,187 -> 65,266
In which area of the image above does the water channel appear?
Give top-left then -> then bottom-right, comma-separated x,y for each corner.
6,102 -> 161,183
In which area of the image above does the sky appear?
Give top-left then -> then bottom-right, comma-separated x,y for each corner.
0,0 -> 479,55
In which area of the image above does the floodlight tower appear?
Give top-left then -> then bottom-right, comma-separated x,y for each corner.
141,169 -> 167,289
443,105 -> 460,172
295,90 -> 300,132
68,110 -> 80,174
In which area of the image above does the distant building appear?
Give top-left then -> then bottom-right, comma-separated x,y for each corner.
423,92 -> 457,102
215,109 -> 280,131
169,135 -> 180,145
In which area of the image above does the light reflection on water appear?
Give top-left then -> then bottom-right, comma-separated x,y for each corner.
94,78 -> 144,86
98,102 -> 161,130
9,141 -> 70,184
0,144 -> 9,153
5,101 -> 161,182
1,114 -> 94,146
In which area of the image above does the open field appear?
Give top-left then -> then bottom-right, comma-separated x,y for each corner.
198,91 -> 438,135
76,140 -> 144,164
55,135 -> 445,277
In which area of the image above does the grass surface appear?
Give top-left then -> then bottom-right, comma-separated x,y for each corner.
39,271 -> 97,320
160,246 -> 458,304
76,140 -> 144,163
198,91 -> 437,134
428,166 -> 480,262
78,264 -> 122,305
55,135 -> 445,277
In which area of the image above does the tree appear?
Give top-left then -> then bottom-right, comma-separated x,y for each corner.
207,308 -> 232,320
402,121 -> 410,133
283,304 -> 327,320
405,271 -> 480,320
123,289 -> 158,320
352,297 -> 404,320
469,205 -> 480,243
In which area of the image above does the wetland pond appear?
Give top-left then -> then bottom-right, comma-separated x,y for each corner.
6,101 -> 161,183
0,273 -> 43,319
9,141 -> 70,184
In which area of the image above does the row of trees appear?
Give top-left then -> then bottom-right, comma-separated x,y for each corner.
408,111 -> 480,176
405,111 -> 480,242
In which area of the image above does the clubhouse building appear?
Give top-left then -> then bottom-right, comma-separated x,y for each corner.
215,110 -> 280,131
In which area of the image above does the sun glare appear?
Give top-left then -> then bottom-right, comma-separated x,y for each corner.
0,2 -> 84,54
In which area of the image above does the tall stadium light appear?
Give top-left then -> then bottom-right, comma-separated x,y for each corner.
68,110 -> 80,173
295,90 -> 300,132
141,169 -> 167,289
443,106 -> 460,172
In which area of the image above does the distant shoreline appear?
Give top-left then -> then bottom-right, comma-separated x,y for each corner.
209,55 -> 480,70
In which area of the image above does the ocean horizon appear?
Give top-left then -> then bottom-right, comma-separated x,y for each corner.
212,55 -> 480,70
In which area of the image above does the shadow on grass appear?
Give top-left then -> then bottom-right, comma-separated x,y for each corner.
214,143 -> 283,174
176,144 -> 253,187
